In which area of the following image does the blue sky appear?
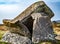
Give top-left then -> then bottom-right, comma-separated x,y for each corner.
0,0 -> 60,24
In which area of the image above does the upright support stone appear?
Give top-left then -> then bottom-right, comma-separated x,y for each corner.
31,13 -> 55,43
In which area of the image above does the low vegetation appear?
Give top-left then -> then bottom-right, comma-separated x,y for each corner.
0,30 -> 10,44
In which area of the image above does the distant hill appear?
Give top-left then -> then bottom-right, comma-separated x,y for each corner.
56,20 -> 60,23
53,20 -> 60,24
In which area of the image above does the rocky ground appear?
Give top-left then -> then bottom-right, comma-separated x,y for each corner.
0,23 -> 60,44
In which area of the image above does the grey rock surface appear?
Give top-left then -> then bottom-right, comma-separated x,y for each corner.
1,31 -> 32,44
31,13 -> 55,43
8,22 -> 31,38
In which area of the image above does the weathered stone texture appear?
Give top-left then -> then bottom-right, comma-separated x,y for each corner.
8,22 -> 31,38
1,31 -> 32,44
31,13 -> 55,43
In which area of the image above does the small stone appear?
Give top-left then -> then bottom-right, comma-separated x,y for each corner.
55,35 -> 60,40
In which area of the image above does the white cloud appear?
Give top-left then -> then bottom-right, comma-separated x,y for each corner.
0,0 -> 36,23
0,4 -> 25,23
0,0 -> 20,2
0,5 -> 19,13
0,0 -> 21,4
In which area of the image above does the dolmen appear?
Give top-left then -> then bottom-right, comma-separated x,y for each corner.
1,1 -> 57,44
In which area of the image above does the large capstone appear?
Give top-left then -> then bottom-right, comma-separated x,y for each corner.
31,13 -> 55,43
3,1 -> 54,24
1,31 -> 32,44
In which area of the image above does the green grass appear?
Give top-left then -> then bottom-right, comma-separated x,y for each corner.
0,30 -> 6,39
0,41 -> 11,44
0,30 -> 11,44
